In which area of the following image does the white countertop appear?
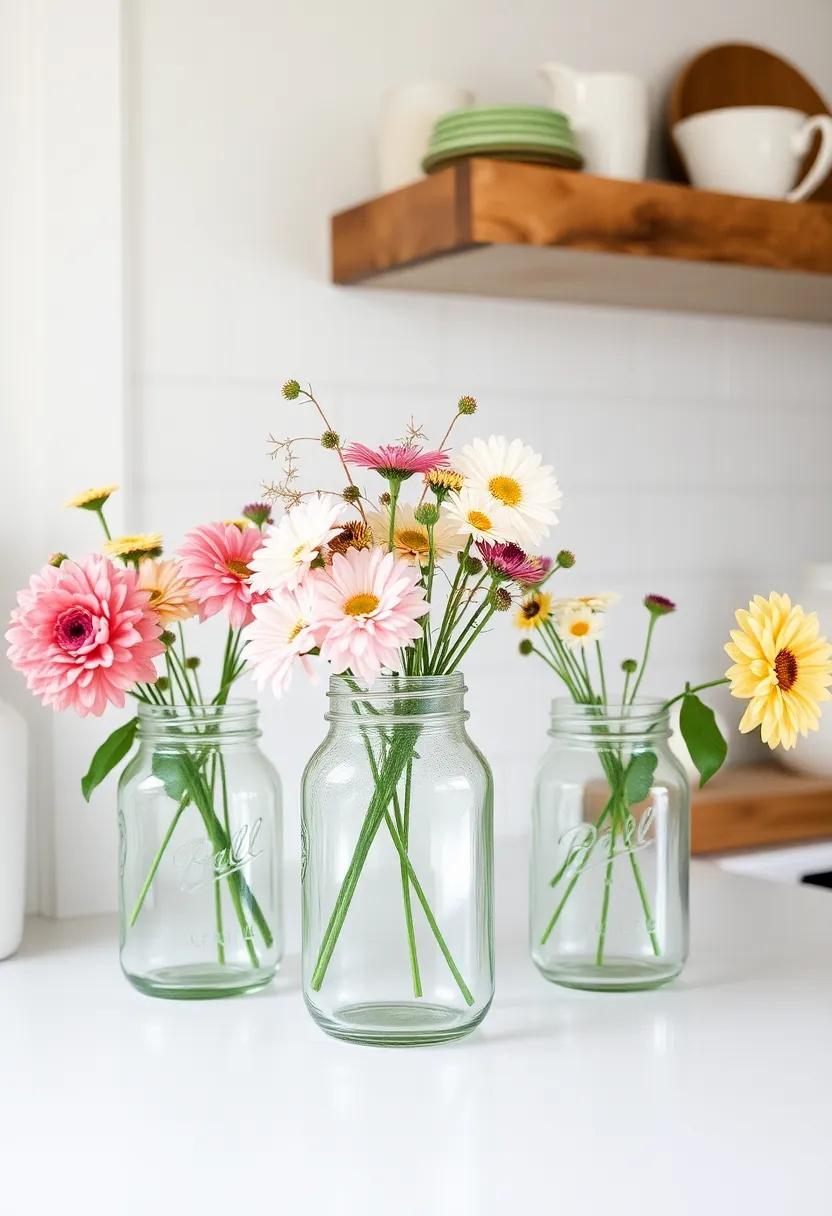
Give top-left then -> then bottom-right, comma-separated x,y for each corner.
2,847 -> 831,1216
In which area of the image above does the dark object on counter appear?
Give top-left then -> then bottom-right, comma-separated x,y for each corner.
802,870 -> 832,890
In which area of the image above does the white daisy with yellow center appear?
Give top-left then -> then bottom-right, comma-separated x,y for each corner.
444,486 -> 511,543
249,493 -> 345,594
556,605 -> 604,650
552,592 -> 620,614
455,435 -> 561,548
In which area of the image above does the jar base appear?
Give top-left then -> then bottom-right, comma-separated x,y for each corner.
307,998 -> 490,1046
533,955 -> 682,992
125,962 -> 277,1000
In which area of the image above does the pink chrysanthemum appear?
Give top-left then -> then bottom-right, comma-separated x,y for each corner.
342,442 -> 449,481
314,547 -> 426,684
178,522 -> 269,629
476,540 -> 545,585
516,555 -> 553,589
6,554 -> 164,717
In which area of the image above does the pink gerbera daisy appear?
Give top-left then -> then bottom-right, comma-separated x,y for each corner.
246,581 -> 320,697
342,442 -> 449,481
314,547 -> 426,684
178,522 -> 269,628
476,540 -> 546,585
6,554 -> 164,717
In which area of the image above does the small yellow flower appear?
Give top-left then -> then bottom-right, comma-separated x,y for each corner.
725,592 -> 832,750
103,532 -> 163,561
64,484 -> 119,511
515,592 -> 552,630
137,558 -> 198,625
222,518 -> 252,531
425,468 -> 464,493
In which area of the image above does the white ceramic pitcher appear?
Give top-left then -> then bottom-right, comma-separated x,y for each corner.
538,62 -> 649,179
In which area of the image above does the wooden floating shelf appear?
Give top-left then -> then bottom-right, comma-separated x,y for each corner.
692,765 -> 832,854
332,158 -> 832,321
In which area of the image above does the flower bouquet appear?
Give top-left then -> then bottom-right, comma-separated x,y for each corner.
246,381 -> 562,1042
6,490 -> 283,998
515,570 -> 832,990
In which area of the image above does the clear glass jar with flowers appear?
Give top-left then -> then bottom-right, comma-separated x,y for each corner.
247,382 -> 562,1044
514,573 -> 832,991
6,490 -> 284,998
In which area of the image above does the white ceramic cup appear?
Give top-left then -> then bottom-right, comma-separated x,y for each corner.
673,105 -> 832,202
378,82 -> 474,193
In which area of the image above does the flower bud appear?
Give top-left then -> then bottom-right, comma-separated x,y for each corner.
342,485 -> 361,504
464,555 -> 483,576
490,586 -> 512,612
159,630 -> 176,647
48,552 -> 69,568
621,658 -> 638,674
321,430 -> 340,450
155,676 -> 170,692
644,593 -> 676,617
184,656 -> 201,670
414,503 -> 438,527
556,549 -> 576,569
519,639 -> 533,656
282,379 -> 301,400
242,501 -> 273,528
457,395 -> 477,415
379,491 -> 392,507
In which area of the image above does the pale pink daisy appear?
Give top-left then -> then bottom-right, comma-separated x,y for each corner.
249,494 -> 344,594
476,539 -> 546,585
178,522 -> 269,629
6,554 -> 164,717
315,547 -> 426,684
342,442 -> 449,481
246,581 -> 320,697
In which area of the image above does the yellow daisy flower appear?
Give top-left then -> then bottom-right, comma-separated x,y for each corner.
366,506 -> 456,564
425,468 -> 465,493
556,605 -> 604,650
103,533 -> 163,561
222,518 -> 253,531
64,484 -> 119,511
515,591 -> 552,630
137,558 -> 198,624
725,592 -> 832,750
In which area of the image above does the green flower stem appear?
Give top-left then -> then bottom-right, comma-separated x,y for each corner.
356,713 -> 422,998
436,586 -> 494,674
595,642 -> 608,706
628,847 -> 660,955
662,677 -> 729,711
310,726 -> 420,991
595,810 -> 618,966
387,480 -> 402,552
382,809 -> 474,1006
628,614 -> 657,704
128,797 -> 188,926
94,506 -> 112,541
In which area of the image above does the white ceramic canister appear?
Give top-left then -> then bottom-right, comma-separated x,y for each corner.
378,81 -> 474,192
0,697 -> 27,959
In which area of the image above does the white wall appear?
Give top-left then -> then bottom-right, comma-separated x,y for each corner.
5,0 -> 832,914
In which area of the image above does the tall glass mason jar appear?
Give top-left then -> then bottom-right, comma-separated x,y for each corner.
302,674 -> 494,1046
118,701 -> 283,999
530,699 -> 689,991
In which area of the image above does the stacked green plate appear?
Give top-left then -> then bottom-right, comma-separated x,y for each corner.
422,105 -> 583,173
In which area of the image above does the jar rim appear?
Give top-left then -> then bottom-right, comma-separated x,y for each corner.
137,699 -> 259,736
326,672 -> 467,724
328,672 -> 465,699
549,697 -> 670,738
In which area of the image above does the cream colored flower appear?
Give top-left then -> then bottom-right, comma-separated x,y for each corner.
103,533 -> 163,560
556,605 -> 603,650
137,558 -> 198,625
367,504 -> 456,564
552,592 -> 620,614
444,486 -> 511,544
65,484 -> 118,511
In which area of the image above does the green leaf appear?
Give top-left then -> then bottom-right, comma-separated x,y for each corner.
680,693 -> 728,788
151,752 -> 191,803
624,750 -> 658,806
81,717 -> 139,802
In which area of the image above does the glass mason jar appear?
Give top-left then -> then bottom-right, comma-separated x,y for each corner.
530,699 -> 689,991
302,674 -> 494,1046
118,701 -> 283,999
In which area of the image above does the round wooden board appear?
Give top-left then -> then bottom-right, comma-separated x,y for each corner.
667,42 -> 832,202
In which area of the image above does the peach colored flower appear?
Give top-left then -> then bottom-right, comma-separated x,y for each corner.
314,547 -> 426,684
6,554 -> 164,717
137,558 -> 198,625
178,522 -> 269,629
